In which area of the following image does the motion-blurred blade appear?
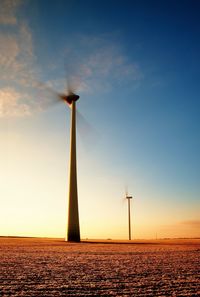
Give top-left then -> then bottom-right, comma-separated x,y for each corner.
64,66 -> 81,95
77,110 -> 99,149
125,185 -> 128,197
121,185 -> 128,204
33,81 -> 67,111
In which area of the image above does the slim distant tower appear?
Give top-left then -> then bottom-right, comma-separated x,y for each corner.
126,193 -> 133,240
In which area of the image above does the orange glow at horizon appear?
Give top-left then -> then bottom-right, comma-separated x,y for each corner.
1,124 -> 199,240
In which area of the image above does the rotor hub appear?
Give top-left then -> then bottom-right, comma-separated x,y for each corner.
60,93 -> 79,105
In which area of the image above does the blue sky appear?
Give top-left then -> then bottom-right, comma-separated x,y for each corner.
0,0 -> 200,239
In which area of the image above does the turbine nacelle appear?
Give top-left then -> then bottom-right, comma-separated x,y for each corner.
126,196 -> 132,200
59,93 -> 80,105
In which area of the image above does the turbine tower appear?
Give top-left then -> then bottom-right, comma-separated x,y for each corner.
38,79 -> 83,242
59,92 -> 80,242
125,191 -> 133,240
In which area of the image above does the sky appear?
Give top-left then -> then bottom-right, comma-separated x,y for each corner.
0,0 -> 200,239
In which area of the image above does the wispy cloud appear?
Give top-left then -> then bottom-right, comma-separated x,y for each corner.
62,35 -> 143,94
1,7 -> 36,75
0,87 -> 31,116
0,0 -> 22,25
0,0 -> 40,117
0,24 -> 35,83
0,3 -> 143,118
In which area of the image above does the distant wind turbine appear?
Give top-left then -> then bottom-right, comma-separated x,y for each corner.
125,189 -> 133,240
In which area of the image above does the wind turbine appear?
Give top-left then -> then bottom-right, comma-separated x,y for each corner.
125,189 -> 133,241
16,71 -> 85,242
38,77 -> 94,242
57,85 -> 81,242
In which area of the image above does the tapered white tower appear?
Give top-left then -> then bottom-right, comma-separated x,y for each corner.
67,99 -> 80,242
59,92 -> 80,242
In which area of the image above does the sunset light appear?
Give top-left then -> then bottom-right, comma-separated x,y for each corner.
0,0 -> 199,241
1,1 -> 200,296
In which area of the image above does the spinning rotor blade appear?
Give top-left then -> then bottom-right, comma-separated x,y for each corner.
125,185 -> 128,198
33,78 -> 98,150
32,78 -> 81,112
33,81 -> 73,111
64,65 -> 81,95
77,110 -> 99,149
121,185 -> 128,204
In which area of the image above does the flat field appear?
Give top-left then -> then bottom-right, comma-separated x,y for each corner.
0,237 -> 199,296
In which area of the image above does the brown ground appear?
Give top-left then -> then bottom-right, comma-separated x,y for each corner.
0,237 -> 199,296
